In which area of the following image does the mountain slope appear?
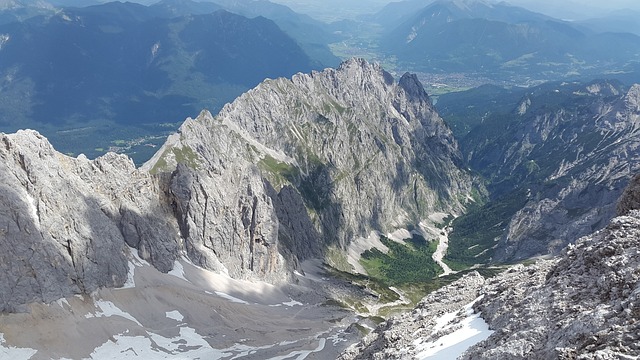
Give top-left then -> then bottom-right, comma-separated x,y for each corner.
145,58 -> 473,270
380,0 -> 640,80
444,81 -> 640,265
340,174 -> 640,359
0,2 -> 327,161
0,59 -> 473,311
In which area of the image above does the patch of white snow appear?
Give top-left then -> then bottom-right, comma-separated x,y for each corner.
214,291 -> 249,304
121,261 -> 136,289
168,261 -> 188,282
165,310 -> 184,322
85,300 -> 143,327
414,297 -> 493,360
0,334 -> 37,359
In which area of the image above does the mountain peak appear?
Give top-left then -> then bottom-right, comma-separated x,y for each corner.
399,72 -> 430,102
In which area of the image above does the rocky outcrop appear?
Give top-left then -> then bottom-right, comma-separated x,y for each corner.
463,210 -> 640,359
339,272 -> 487,360
464,81 -> 640,262
0,130 -> 180,312
0,59 -> 472,311
617,173 -> 640,216
342,177 -> 640,359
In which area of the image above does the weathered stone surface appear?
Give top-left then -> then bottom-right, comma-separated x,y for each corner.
0,131 -> 129,311
492,83 -> 640,261
342,178 -> 640,359
147,58 -> 473,277
0,58 -> 472,310
617,173 -> 640,216
464,210 -> 640,359
339,272 -> 487,360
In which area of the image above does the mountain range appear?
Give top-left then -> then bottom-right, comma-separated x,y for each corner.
376,0 -> 640,83
1,58 -> 639,357
1,0 -> 640,357
0,0 -> 338,161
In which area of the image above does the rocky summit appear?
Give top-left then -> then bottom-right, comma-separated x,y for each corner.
0,58 -> 472,312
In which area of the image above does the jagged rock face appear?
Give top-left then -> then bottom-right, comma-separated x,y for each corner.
464,211 -> 640,359
146,59 -> 472,275
339,272 -> 487,360
476,82 -> 640,261
617,173 -> 640,216
0,130 -> 180,312
0,59 -> 471,310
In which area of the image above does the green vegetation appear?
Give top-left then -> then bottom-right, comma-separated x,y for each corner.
258,154 -> 300,189
360,235 -> 442,285
445,188 -> 529,266
325,246 -> 353,273
150,145 -> 200,174
172,145 -> 200,169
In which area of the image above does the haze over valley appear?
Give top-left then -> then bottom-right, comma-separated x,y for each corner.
1,0 -> 640,359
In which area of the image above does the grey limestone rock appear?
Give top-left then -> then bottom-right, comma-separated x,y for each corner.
339,272 -> 487,360
617,173 -> 640,216
0,131 -> 128,311
494,83 -> 640,262
463,210 -> 640,359
147,57 -> 473,276
1,58 -> 472,310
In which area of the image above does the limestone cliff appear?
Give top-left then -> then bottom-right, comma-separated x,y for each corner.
144,58 -> 472,275
462,82 -> 640,262
0,59 -> 472,311
0,130 -> 180,312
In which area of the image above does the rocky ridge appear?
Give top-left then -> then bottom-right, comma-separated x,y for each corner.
465,81 -> 640,262
0,58 -> 472,311
340,176 -> 640,359
144,58 -> 472,273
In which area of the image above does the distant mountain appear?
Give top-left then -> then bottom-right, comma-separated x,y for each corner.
435,84 -> 527,138
380,0 -> 640,81
205,0 -> 340,68
369,0 -> 435,28
0,0 -> 55,24
0,1 -> 324,158
578,9 -> 640,36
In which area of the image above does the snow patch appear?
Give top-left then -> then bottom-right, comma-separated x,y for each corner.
55,298 -> 70,309
25,191 -> 39,227
122,261 -> 136,289
282,299 -> 303,307
267,337 -> 326,360
85,300 -> 143,327
168,261 -> 188,282
165,310 -> 184,322
214,291 -> 249,304
0,334 -> 37,359
270,299 -> 304,307
386,229 -> 411,243
90,327 -> 225,359
414,297 -> 493,360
